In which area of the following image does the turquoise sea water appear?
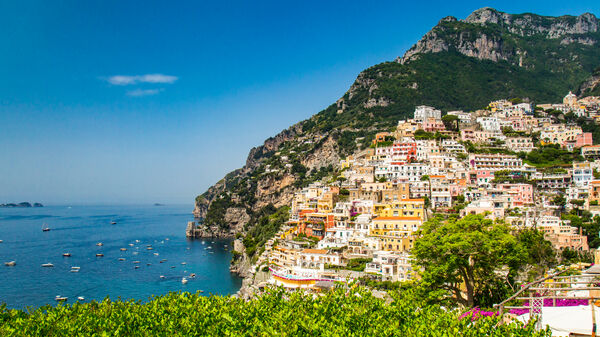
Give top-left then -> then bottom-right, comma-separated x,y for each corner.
0,205 -> 242,309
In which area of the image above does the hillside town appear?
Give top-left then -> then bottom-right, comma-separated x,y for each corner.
253,93 -> 600,291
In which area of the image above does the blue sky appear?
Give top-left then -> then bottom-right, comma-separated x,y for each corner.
1,1 -> 598,205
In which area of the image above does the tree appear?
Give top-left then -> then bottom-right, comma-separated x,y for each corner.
412,214 -> 526,307
441,114 -> 459,132
516,229 -> 557,280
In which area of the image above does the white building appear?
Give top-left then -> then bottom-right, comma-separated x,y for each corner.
413,105 -> 441,123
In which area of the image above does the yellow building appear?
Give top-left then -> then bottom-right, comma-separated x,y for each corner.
373,199 -> 425,219
369,216 -> 422,236
379,232 -> 414,252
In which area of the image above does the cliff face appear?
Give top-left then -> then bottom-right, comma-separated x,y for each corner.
399,8 -> 598,67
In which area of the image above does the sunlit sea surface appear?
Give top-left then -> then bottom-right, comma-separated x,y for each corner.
0,204 -> 241,309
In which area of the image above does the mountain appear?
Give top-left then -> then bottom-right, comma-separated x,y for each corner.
189,8 -> 600,260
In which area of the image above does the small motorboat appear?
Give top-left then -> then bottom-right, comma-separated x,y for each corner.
159,275 -> 165,279
77,296 -> 85,301
147,247 -> 153,250
189,273 -> 196,278
63,253 -> 71,257
96,242 -> 103,246
4,261 -> 16,266
134,266 -> 140,269
110,221 -> 117,225
135,240 -> 140,243
0,240 -> 4,243
120,248 -> 127,251
42,224 -> 51,232
71,266 -> 80,272
55,296 -> 68,302
165,238 -> 170,241
96,253 -> 104,257
132,252 -> 139,255
171,266 -> 176,269
133,261 -> 140,264
118,258 -> 125,261
42,263 -> 54,267
181,277 -> 188,284
146,263 -> 151,266
181,262 -> 187,265
129,243 -> 134,247
153,253 -> 159,256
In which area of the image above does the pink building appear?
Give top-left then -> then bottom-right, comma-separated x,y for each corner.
421,118 -> 446,133
575,132 -> 593,148
475,170 -> 494,185
497,183 -> 534,206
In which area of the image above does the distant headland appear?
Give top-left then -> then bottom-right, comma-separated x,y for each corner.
0,202 -> 43,208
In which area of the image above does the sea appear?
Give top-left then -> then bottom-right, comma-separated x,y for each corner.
0,204 -> 242,309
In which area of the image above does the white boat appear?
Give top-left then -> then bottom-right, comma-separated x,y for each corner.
4,261 -> 16,266
42,224 -> 51,232
181,277 -> 188,284
62,253 -> 71,257
42,263 -> 54,267
153,253 -> 159,256
96,242 -> 103,246
159,275 -> 165,279
77,296 -> 84,301
120,248 -> 127,251
0,240 -> 4,243
129,243 -> 134,247
181,262 -> 187,265
55,296 -> 67,302
96,253 -> 104,257
71,266 -> 80,270
70,266 -> 80,272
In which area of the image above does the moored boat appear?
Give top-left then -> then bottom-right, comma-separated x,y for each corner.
42,263 -> 54,267
62,253 -> 71,257
4,261 -> 16,266
42,224 -> 51,232
181,277 -> 188,284
55,296 -> 68,302
96,253 -> 104,257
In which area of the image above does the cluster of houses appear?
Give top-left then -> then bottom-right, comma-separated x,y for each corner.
264,93 -> 600,291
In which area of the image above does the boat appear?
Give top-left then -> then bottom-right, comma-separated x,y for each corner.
96,253 -> 104,257
55,296 -> 68,302
147,247 -> 153,250
4,261 -> 16,266
120,248 -> 127,251
133,261 -> 140,264
110,221 -> 116,225
70,266 -> 80,272
171,266 -> 175,269
181,277 -> 188,284
153,253 -> 159,256
42,224 -> 51,232
134,266 -> 140,269
181,262 -> 187,265
189,273 -> 196,278
62,253 -> 71,257
77,296 -> 84,301
159,275 -> 165,279
0,240 -> 4,243
129,243 -> 134,247
96,242 -> 103,246
146,263 -> 151,266
118,258 -> 125,261
42,263 -> 54,267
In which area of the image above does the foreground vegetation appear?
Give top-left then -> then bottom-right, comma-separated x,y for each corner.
0,288 -> 549,337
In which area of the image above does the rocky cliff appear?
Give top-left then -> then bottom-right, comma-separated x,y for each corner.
190,7 -> 600,280
400,7 -> 598,66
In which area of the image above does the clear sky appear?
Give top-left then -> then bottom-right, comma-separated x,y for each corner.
1,1 -> 598,205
